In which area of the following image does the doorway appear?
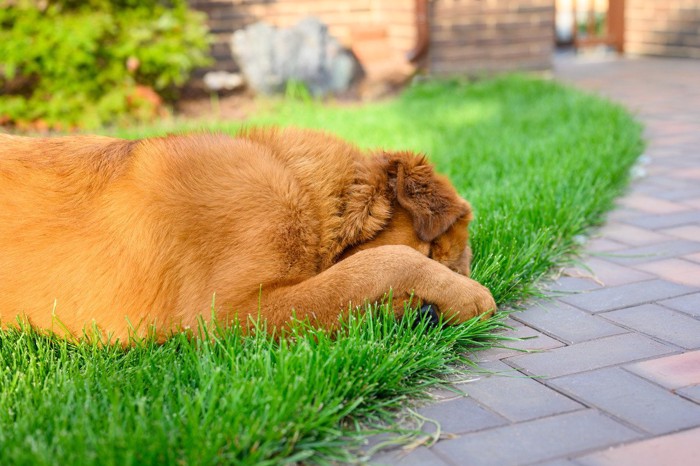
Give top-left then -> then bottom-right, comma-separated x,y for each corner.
555,0 -> 625,53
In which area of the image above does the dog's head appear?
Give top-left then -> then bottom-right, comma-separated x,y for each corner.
341,151 -> 474,276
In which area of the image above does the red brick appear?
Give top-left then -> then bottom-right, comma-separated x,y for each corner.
577,426 -> 700,466
660,225 -> 700,241
597,222 -> 672,246
633,258 -> 700,288
627,351 -> 700,389
671,167 -> 700,180
428,0 -> 553,75
625,0 -> 700,57
352,40 -> 395,62
349,25 -> 388,41
618,193 -> 691,214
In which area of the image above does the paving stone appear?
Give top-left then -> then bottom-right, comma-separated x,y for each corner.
597,222 -> 673,246
651,154 -> 700,166
565,257 -> 655,287
545,277 -> 602,293
685,252 -> 700,263
658,292 -> 700,316
620,193 -> 690,214
621,210 -> 700,230
654,186 -> 700,201
635,173 -> 671,188
626,350 -> 700,389
602,240 -> 700,266
681,197 -> 700,209
650,147 -> 697,160
535,460 -> 580,466
656,134 -> 700,146
601,304 -> 700,349
676,384 -> 700,404
618,193 -> 691,214
375,58 -> 700,466
423,371 -> 486,402
643,146 -> 689,160
452,360 -> 582,422
560,279 -> 695,313
415,396 -> 507,435
633,258 -> 700,288
362,432 -> 409,459
431,410 -> 639,466
673,167 -> 700,180
548,367 -> 700,435
606,207 -> 646,222
659,225 -> 700,242
426,385 -> 467,402
575,426 -> 700,466
370,446 -> 452,466
507,333 -> 676,379
468,323 -> 565,363
586,237 -> 629,252
513,300 -> 627,344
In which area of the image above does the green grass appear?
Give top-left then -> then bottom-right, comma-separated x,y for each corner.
0,76 -> 643,465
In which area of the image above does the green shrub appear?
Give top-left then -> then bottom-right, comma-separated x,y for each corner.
0,0 -> 211,129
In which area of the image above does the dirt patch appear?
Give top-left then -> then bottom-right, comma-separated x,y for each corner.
175,90 -> 259,121
174,72 -> 411,122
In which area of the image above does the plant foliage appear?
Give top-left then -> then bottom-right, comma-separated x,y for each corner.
0,0 -> 211,129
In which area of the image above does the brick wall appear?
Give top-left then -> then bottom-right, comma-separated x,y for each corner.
189,0 -> 416,79
625,0 -> 700,59
189,0 -> 555,81
429,0 -> 554,75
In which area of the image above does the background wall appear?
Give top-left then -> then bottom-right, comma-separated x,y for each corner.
189,0 -> 415,80
429,0 -> 554,75
189,0 -> 555,80
190,0 -> 700,85
625,0 -> 700,59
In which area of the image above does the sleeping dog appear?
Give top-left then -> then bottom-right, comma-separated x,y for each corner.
0,128 -> 496,341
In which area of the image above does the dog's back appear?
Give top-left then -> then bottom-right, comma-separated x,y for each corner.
0,135 -> 155,338
0,130 -> 367,340
0,129 -> 496,342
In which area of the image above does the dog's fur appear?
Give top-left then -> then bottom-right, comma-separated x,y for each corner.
0,128 -> 495,341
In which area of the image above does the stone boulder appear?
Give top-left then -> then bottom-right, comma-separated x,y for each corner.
231,17 -> 361,97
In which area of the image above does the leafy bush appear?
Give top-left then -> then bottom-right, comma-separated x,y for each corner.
0,0 -> 211,129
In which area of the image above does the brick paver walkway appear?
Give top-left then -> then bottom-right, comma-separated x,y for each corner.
371,56 -> 700,466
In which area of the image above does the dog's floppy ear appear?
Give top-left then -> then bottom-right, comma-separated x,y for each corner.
384,151 -> 471,242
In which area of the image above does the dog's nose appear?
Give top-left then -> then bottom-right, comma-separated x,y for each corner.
416,302 -> 441,326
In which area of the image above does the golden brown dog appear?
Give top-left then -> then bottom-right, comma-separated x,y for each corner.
0,128 -> 495,342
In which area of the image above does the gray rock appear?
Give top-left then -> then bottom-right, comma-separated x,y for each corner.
231,17 -> 360,97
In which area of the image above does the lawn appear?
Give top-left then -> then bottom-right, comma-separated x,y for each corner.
0,76 -> 643,465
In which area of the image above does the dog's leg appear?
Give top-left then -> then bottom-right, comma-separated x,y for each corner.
244,245 -> 496,330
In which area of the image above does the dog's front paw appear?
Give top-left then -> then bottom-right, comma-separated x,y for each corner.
473,285 -> 497,318
438,278 -> 497,324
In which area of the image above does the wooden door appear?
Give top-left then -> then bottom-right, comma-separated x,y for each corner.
557,0 -> 625,52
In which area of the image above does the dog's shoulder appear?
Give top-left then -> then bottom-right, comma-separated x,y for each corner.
238,127 -> 359,180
